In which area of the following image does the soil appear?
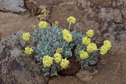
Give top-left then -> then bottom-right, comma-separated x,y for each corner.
0,0 -> 126,84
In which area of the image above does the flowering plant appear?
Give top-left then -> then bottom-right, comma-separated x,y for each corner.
75,29 -> 112,69
22,16 -> 112,76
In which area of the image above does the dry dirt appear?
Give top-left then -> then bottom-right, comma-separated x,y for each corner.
0,0 -> 126,84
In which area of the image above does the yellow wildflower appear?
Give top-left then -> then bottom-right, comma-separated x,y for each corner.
22,32 -> 30,41
63,34 -> 73,42
41,9 -> 48,14
62,29 -> 70,34
42,55 -> 53,67
56,48 -> 62,53
67,16 -> 76,24
87,43 -> 97,53
103,40 -> 112,50
32,25 -> 36,29
60,58 -> 69,69
54,53 -> 62,63
79,50 -> 89,60
82,36 -> 91,45
100,45 -> 108,55
52,23 -> 55,27
62,29 -> 73,42
55,20 -> 59,25
37,14 -> 43,19
86,29 -> 94,38
25,46 -> 33,55
100,40 -> 112,55
38,21 -> 48,28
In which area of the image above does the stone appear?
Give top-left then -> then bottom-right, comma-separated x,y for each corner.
11,48 -> 22,57
113,9 -> 123,23
0,31 -> 49,83
112,1 -> 116,7
99,8 -> 123,23
116,0 -> 126,8
76,69 -> 98,82
48,76 -> 83,84
0,0 -> 26,13
76,0 -> 89,10
0,12 -> 38,37
16,31 -> 26,47
121,10 -> 126,19
73,21 -> 99,32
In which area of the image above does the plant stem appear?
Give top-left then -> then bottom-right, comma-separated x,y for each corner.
68,22 -> 71,30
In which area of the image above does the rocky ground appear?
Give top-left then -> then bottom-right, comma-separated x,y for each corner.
0,0 -> 126,84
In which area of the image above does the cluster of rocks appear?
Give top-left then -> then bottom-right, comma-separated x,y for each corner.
0,31 -> 48,84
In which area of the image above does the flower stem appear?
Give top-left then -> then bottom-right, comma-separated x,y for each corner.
68,22 -> 71,30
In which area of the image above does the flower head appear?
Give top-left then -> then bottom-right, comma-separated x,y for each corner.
54,53 -> 62,63
37,15 -> 43,20
67,16 -> 76,24
87,43 -> 97,53
79,50 -> 89,60
42,55 -> 53,67
100,40 -> 112,55
100,45 -> 108,55
25,46 -> 33,55
63,34 -> 72,42
41,9 -> 48,14
38,21 -> 48,28
55,21 -> 59,25
82,36 -> 91,45
22,32 -> 30,41
32,25 -> 37,29
103,40 -> 112,50
62,29 -> 73,42
60,58 -> 69,69
56,48 -> 62,53
86,29 -> 94,38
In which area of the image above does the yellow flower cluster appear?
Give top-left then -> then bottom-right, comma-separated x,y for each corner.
60,58 -> 69,69
41,9 -> 48,14
100,45 -> 108,55
37,9 -> 48,20
54,53 -> 62,63
82,36 -> 91,45
100,40 -> 112,55
42,55 -> 53,67
86,29 -> 94,38
32,25 -> 37,29
67,16 -> 76,24
41,51 -> 70,69
54,21 -> 59,25
62,29 -> 73,42
56,48 -> 62,54
37,15 -> 43,20
25,46 -> 33,55
42,53 -> 69,69
103,40 -> 112,50
87,43 -> 97,53
79,50 -> 89,60
22,32 -> 30,41
38,21 -> 48,28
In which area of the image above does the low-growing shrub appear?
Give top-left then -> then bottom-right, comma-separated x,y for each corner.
22,16 -> 112,76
